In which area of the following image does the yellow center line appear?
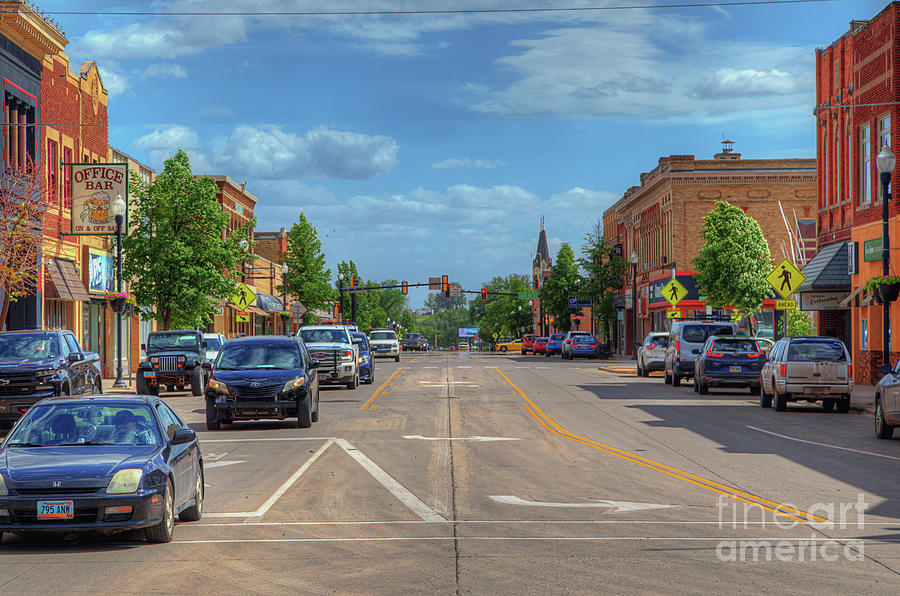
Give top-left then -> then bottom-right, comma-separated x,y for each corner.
361,368 -> 403,411
494,368 -> 827,524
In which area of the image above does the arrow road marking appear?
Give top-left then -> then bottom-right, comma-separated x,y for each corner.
489,495 -> 678,512
403,435 -> 521,442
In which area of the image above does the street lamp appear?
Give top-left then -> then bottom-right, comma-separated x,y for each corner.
338,274 -> 344,322
111,193 -> 127,388
281,263 -> 289,335
630,250 -> 639,360
877,145 -> 896,371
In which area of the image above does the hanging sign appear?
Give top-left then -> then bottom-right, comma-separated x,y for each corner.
69,163 -> 129,235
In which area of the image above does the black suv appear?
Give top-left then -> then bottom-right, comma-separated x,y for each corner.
137,330 -> 210,396
402,333 -> 426,351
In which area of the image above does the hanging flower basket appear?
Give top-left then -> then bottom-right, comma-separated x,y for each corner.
865,276 -> 900,303
105,292 -> 137,313
278,310 -> 292,319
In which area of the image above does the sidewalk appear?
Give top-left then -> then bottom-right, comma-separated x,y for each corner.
101,376 -> 137,395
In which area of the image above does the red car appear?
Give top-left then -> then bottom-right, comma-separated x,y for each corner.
532,337 -> 548,355
521,334 -> 537,354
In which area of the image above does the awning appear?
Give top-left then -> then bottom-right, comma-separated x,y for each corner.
227,303 -> 268,316
45,259 -> 90,302
255,292 -> 284,312
796,242 -> 850,294
839,286 -> 865,308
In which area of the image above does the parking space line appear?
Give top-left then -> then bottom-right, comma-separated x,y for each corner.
747,425 -> 900,461
361,368 -> 403,410
201,437 -> 335,443
174,536 -> 898,544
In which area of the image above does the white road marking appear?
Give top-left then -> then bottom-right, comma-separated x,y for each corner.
457,366 -> 472,369
515,366 -> 530,369
403,435 -> 521,442
192,519 -> 890,527
535,367 -> 550,369
204,460 -> 247,469
200,437 -> 335,443
174,536 -> 895,544
205,439 -> 334,518
489,495 -> 678,512
204,453 -> 228,461
423,366 -> 439,369
333,438 -> 446,522
746,426 -> 900,461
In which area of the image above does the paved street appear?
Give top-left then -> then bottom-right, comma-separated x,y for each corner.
1,351 -> 899,594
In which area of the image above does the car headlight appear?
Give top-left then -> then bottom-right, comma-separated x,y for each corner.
283,377 -> 305,392
0,474 -> 7,496
341,350 -> 353,361
208,378 -> 229,393
107,469 -> 143,495
357,356 -> 366,364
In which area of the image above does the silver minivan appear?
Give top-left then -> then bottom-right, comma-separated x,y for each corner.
664,320 -> 739,387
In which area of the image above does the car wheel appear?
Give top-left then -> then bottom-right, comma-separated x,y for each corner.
664,367 -> 672,385
697,377 -> 708,395
297,394 -> 313,428
205,398 -> 220,431
636,361 -> 643,377
167,385 -> 176,393
875,397 -> 895,439
774,386 -> 788,412
177,385 -> 185,392
748,384 -> 757,395
521,350 -> 525,355
145,479 -> 175,543
179,468 -> 204,522
672,373 -> 681,387
759,382 -> 772,408
500,346 -> 508,353
693,378 -> 699,393
311,391 -> 320,423
190,367 -> 204,396
136,372 -> 149,395
822,398 -> 836,412
836,394 -> 851,414
395,355 -> 400,362
93,377 -> 103,395
346,374 -> 359,390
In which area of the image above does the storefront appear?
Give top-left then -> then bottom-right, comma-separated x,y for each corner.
43,258 -> 90,331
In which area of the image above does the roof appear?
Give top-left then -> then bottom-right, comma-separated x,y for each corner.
796,242 -> 850,293
227,335 -> 296,343
40,395 -> 159,405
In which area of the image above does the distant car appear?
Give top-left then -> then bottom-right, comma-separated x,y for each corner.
755,337 -> 775,357
203,333 -> 227,364
545,334 -> 565,356
0,395 -> 203,544
561,331 -> 592,359
567,336 -> 600,359
693,336 -> 764,395
759,337 -> 852,412
521,334 -> 537,355
637,332 -> 668,376
402,333 -> 427,352
495,338 -> 523,353
458,342 -> 469,351
368,329 -> 400,362
299,325 -> 359,390
352,332 -> 375,385
532,337 -> 548,355
874,362 -> 900,439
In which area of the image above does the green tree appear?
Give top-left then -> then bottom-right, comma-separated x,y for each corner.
540,243 -> 580,333
578,224 -> 626,342
424,283 -> 467,313
123,150 -> 252,330
785,310 -> 815,336
282,213 -> 333,325
692,201 -> 772,317
469,274 -> 531,341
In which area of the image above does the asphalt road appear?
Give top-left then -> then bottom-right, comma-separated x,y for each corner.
1,351 -> 899,594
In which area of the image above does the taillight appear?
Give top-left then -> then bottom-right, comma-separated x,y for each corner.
746,353 -> 761,359
779,364 -> 786,376
848,364 -> 853,378
706,350 -> 723,358
590,344 -> 597,348
675,341 -> 681,353
649,343 -> 656,349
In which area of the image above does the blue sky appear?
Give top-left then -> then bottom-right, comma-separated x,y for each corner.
49,0 -> 885,306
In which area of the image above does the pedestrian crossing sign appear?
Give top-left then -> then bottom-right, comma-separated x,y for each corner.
661,278 -> 688,307
236,311 -> 250,323
232,283 -> 257,310
766,259 -> 805,299
666,310 -> 681,319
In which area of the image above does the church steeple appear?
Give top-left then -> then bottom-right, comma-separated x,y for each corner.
533,217 -> 551,271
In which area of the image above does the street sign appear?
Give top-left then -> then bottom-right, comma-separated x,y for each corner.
518,292 -> 539,299
236,311 -> 250,323
450,285 -> 461,297
232,283 -> 257,310
666,310 -> 681,319
775,299 -> 797,310
289,301 -> 307,318
345,286 -> 366,293
568,298 -> 592,308
429,277 -> 442,290
661,278 -> 688,307
730,312 -> 744,322
766,259 -> 805,299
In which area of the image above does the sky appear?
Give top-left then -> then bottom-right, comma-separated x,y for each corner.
44,0 -> 887,307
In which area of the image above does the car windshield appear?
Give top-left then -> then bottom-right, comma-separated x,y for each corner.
370,332 -> 397,341
711,339 -> 759,352
300,329 -> 350,344
648,336 -> 668,347
786,340 -> 847,362
550,335 -> 565,341
205,337 -> 223,351
682,325 -> 734,343
5,404 -> 159,447
352,333 -> 370,349
573,336 -> 595,344
216,343 -> 303,370
148,333 -> 199,353
405,333 -> 422,339
0,335 -> 60,359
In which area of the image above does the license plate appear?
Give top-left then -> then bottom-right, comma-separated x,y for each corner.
144,371 -> 156,378
805,386 -> 826,394
729,366 -> 741,373
37,500 -> 74,520
318,374 -> 327,380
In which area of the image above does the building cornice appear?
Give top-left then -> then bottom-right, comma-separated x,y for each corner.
0,1 -> 67,59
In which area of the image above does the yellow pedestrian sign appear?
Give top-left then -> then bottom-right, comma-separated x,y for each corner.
236,311 -> 250,323
662,278 -> 688,307
775,299 -> 797,310
232,283 -> 257,310
766,259 -> 805,299
666,310 -> 681,319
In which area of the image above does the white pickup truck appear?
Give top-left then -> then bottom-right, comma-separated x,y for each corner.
298,325 -> 361,390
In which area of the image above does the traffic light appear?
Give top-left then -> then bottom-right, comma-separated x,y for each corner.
442,275 -> 449,298
401,281 -> 408,295
444,284 -> 451,298
349,275 -> 355,287
333,303 -> 339,318
480,288 -> 487,301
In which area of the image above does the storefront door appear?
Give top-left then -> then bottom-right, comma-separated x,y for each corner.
83,300 -> 106,369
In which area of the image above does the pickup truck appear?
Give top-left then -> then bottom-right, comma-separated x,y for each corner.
0,330 -> 102,425
137,330 -> 210,396
402,332 -> 426,351
298,325 -> 360,390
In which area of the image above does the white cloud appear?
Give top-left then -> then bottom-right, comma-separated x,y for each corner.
433,157 -> 507,169
142,63 -> 188,79
133,125 -> 201,166
691,68 -> 799,99
98,65 -> 129,96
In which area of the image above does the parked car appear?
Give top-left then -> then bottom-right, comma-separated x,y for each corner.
495,338 -> 523,353
561,331 -> 593,359
874,362 -> 900,439
352,332 -> 375,384
0,330 -> 103,426
566,335 -> 600,359
521,334 -> 537,355
759,336 -> 852,412
664,320 -> 739,387
0,395 -> 203,543
298,325 -> 360,389
203,332 -> 227,363
402,333 -> 427,352
546,334 -> 565,356
637,332 -> 668,377
693,336 -> 764,394
532,337 -> 548,355
206,335 -> 320,429
368,329 -> 400,362
458,341 -> 470,351
137,330 -> 210,396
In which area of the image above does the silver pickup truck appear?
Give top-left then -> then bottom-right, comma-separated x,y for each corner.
298,325 -> 360,390
760,336 -> 852,413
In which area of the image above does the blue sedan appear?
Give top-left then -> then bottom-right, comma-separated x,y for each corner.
568,336 -> 601,359
0,395 -> 203,544
546,334 -> 565,356
693,336 -> 764,394
352,332 -> 375,385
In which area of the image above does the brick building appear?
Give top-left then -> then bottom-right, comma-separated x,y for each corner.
602,143 -> 816,356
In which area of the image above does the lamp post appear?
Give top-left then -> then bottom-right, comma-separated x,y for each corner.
630,250 -> 639,360
338,274 -> 344,322
281,263 -> 289,335
111,193 -> 127,388
878,145 -> 896,370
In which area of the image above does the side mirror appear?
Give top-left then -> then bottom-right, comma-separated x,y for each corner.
139,361 -> 154,370
171,428 -> 196,445
634,342 -> 641,348
352,337 -> 363,344
67,352 -> 84,363
141,343 -> 146,351
880,364 -> 892,375
309,359 -> 320,369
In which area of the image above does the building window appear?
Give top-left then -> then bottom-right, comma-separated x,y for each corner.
847,117 -> 852,203
4,94 -> 36,170
835,128 -> 840,204
46,140 -> 58,204
861,124 -> 871,205
861,318 -> 868,350
879,115 -> 891,202
62,147 -> 73,210
823,134 -> 829,206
